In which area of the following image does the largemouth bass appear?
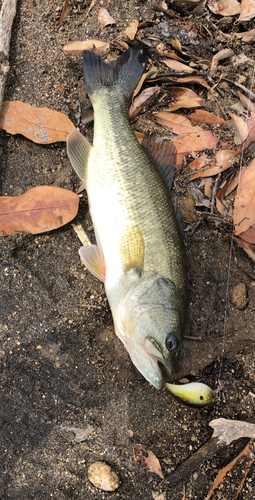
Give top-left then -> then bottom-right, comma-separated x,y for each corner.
67,48 -> 187,389
165,382 -> 217,408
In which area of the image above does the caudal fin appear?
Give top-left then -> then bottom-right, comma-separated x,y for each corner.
82,47 -> 147,101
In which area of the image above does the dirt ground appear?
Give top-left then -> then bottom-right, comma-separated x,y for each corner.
0,0 -> 255,499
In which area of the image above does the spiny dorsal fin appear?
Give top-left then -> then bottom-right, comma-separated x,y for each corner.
119,225 -> 145,275
67,128 -> 92,188
79,245 -> 106,282
142,135 -> 177,192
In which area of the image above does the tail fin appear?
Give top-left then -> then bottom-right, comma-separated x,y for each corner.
82,47 -> 147,101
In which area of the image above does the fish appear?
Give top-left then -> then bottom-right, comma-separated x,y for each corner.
165,382 -> 217,408
67,47 -> 187,390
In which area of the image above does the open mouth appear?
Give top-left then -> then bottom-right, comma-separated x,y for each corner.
157,359 -> 173,383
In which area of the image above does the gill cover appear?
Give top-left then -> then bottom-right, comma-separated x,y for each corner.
115,271 -> 185,389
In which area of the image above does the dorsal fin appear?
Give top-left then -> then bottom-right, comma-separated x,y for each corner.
142,135 -> 177,193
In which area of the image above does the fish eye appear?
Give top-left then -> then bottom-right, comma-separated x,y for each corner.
165,334 -> 178,352
200,396 -> 204,401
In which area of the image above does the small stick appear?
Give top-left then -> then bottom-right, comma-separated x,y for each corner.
210,173 -> 221,214
0,0 -> 18,110
163,418 -> 255,488
221,77 -> 255,100
72,222 -> 91,246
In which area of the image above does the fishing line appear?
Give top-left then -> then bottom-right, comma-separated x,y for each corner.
216,64 -> 255,397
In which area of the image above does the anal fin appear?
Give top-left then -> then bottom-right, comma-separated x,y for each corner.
67,129 -> 92,187
79,245 -> 106,282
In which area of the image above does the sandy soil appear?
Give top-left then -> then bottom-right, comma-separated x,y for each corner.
0,0 -> 254,499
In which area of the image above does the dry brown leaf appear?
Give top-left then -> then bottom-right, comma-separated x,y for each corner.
238,225 -> 255,243
173,130 -> 218,156
208,0 -> 241,16
144,450 -> 164,479
98,8 -> 115,27
167,87 -> 200,100
188,155 -> 213,170
171,36 -> 182,52
235,29 -> 255,43
162,59 -> 193,73
56,0 -> 72,27
239,0 -> 255,21
153,112 -> 202,135
124,19 -> 139,40
210,48 -> 234,74
0,101 -> 75,144
147,75 -> 210,89
234,237 -> 255,262
165,97 -> 205,112
129,87 -> 160,119
233,158 -> 255,235
133,68 -> 157,97
159,51 -> 189,63
189,150 -> 238,180
189,109 -> 227,126
134,131 -> 144,144
238,91 -> 255,113
247,110 -> 255,132
205,440 -> 254,500
63,39 -> 109,56
0,186 -> 79,237
228,111 -> 249,145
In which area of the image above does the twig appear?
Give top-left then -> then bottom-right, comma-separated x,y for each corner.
221,77 -> 255,100
78,0 -> 96,25
163,419 -> 255,488
0,0 -> 18,111
72,222 -> 91,246
210,173 -> 222,214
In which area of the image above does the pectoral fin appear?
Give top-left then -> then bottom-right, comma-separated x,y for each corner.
67,128 -> 92,187
119,225 -> 145,275
79,245 -> 106,282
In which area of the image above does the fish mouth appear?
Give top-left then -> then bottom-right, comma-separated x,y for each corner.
157,359 -> 173,383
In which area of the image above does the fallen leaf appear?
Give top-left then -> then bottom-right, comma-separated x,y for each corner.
189,109 -> 227,126
153,112 -> 202,135
63,39 -> 109,55
234,237 -> 255,262
159,51 -> 189,63
165,97 -> 205,112
208,0 -> 241,16
134,68 -> 158,97
205,440 -> 254,500
167,87 -> 201,100
247,110 -> 255,133
134,130 -> 144,143
124,19 -> 139,40
238,91 -> 255,113
0,186 -> 79,236
129,87 -> 160,119
188,154 -> 213,170
147,75 -> 210,89
228,111 -> 249,145
233,158 -> 255,235
173,130 -> 218,156
98,8 -> 115,27
238,225 -> 255,243
210,48 -> 234,74
56,0 -> 72,27
235,29 -> 255,43
162,59 -> 193,73
0,101 -> 75,144
239,0 -> 255,21
144,450 -> 164,479
189,150 -> 239,180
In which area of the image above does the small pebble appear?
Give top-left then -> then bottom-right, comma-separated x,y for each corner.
230,283 -> 247,310
88,461 -> 120,492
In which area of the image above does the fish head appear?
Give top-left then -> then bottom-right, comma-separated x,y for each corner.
115,271 -> 185,390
